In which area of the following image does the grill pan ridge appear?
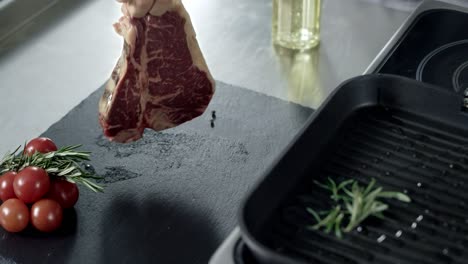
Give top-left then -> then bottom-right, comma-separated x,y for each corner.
239,74 -> 468,264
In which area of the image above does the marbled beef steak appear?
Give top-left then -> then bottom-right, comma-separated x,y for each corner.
99,0 -> 215,143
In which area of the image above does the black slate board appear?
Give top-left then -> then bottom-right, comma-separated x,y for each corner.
0,81 -> 312,264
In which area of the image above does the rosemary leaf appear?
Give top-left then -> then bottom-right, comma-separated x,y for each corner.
46,168 -> 60,173
313,205 -> 341,230
306,208 -> 322,223
58,166 -> 76,176
378,191 -> 411,202
334,213 -> 345,239
363,178 -> 376,196
337,179 -> 354,191
68,172 -> 83,178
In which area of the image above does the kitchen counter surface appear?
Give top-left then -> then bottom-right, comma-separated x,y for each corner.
1,0 -> 464,263
0,0 -> 422,152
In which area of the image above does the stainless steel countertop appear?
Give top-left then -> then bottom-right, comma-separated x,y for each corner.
0,0 -> 418,152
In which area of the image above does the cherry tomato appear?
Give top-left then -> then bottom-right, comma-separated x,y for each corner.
0,172 -> 17,201
30,199 -> 63,232
24,137 -> 57,156
46,179 -> 79,208
0,198 -> 29,232
14,166 -> 50,204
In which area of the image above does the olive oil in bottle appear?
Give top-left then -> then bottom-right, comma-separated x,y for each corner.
272,0 -> 321,50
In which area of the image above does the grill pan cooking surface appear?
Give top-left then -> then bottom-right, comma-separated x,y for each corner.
240,74 -> 468,264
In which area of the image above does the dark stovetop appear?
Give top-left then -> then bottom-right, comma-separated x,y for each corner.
377,9 -> 468,94
0,81 -> 312,264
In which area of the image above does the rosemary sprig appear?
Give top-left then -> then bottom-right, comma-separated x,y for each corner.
0,145 -> 104,193
306,178 -> 410,238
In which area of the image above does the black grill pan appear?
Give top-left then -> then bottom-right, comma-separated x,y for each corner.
239,74 -> 468,264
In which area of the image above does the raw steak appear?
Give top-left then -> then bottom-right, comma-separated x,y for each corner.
99,0 -> 215,143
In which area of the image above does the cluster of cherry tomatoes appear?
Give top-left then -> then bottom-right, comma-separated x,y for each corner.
0,138 -> 79,233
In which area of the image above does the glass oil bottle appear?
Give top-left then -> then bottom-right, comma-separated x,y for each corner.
272,0 -> 321,50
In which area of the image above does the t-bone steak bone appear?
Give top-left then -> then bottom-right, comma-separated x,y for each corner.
99,0 -> 215,143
